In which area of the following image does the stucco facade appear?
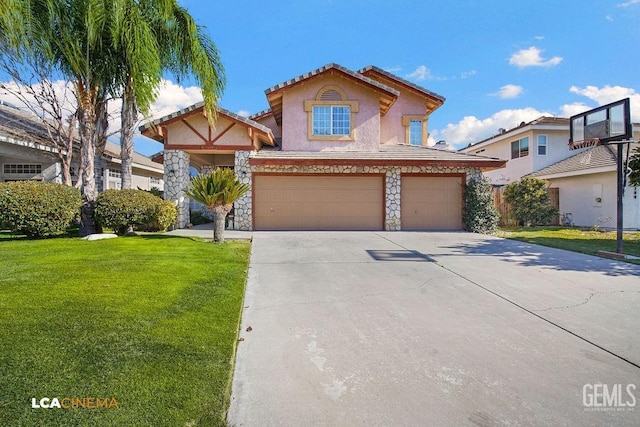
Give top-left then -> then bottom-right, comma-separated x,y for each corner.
141,63 -> 504,231
459,117 -> 586,186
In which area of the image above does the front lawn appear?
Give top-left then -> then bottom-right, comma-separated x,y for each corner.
0,233 -> 250,426
498,227 -> 640,264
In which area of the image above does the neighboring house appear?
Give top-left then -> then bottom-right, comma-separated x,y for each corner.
459,114 -> 640,229
530,142 -> 640,230
458,117 -> 582,186
140,63 -> 505,231
0,103 -> 164,191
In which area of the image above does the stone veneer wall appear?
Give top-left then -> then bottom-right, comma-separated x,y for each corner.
249,163 -> 482,231
234,151 -> 254,231
163,150 -> 191,228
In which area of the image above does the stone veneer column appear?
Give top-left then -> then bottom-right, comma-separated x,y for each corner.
385,168 -> 401,231
234,150 -> 254,231
164,150 -> 191,229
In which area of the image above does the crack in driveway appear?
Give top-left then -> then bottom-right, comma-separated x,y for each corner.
534,290 -> 640,313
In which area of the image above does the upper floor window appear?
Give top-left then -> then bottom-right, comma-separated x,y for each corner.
312,105 -> 351,136
511,137 -> 529,159
402,115 -> 427,146
537,135 -> 547,155
108,169 -> 121,178
409,120 -> 423,146
304,86 -> 358,141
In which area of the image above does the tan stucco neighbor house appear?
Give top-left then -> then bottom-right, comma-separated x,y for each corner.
0,103 -> 164,191
140,63 -> 505,231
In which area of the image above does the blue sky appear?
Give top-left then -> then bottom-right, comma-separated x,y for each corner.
3,0 -> 639,156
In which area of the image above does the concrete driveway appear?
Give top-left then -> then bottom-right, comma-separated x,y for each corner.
228,232 -> 640,426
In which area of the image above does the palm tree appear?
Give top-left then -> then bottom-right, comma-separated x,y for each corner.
185,168 -> 249,243
114,0 -> 224,189
1,0 -> 120,235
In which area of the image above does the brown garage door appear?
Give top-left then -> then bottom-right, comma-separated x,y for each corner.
254,175 -> 384,230
401,175 -> 463,230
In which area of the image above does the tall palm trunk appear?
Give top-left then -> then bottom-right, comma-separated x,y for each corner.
77,84 -> 107,236
78,91 -> 97,236
120,77 -> 136,189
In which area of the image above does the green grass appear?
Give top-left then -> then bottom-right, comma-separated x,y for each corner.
0,233 -> 251,426
498,227 -> 640,264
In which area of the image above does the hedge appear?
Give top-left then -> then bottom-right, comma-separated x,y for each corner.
95,189 -> 177,234
0,181 -> 82,237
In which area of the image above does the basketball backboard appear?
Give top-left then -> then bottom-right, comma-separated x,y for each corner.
569,98 -> 632,146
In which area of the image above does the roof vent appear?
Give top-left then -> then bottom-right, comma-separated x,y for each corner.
320,89 -> 343,101
498,128 -> 505,134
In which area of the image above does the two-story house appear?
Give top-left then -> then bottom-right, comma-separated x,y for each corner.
458,117 -> 581,186
141,63 -> 505,231
459,116 -> 640,229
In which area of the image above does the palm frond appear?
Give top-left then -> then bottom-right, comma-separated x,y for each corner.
185,169 -> 249,211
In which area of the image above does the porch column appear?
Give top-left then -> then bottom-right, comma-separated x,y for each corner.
164,150 -> 191,228
385,168 -> 401,231
234,150 -> 254,231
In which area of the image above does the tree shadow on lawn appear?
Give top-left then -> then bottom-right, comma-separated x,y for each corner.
438,237 -> 640,277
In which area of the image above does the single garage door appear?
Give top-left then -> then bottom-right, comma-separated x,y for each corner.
401,175 -> 463,230
254,175 -> 384,230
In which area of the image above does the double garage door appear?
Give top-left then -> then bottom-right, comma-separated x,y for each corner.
253,174 -> 462,231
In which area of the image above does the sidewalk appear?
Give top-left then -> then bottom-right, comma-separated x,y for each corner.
164,223 -> 252,240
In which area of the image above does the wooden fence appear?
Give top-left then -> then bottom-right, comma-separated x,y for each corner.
492,187 -> 559,226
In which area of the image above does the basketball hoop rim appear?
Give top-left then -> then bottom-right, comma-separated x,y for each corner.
568,137 -> 601,151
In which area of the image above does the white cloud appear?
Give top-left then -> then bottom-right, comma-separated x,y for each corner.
236,109 -> 251,118
618,0 -> 640,7
559,102 -> 591,118
509,46 -> 563,68
405,65 -> 433,82
460,70 -> 477,79
534,35 -> 545,41
569,84 -> 640,121
492,84 -> 524,99
149,79 -> 204,120
606,14 -> 614,21
432,107 -> 551,148
383,66 -> 403,73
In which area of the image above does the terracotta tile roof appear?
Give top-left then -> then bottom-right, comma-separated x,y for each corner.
530,143 -> 638,178
250,144 -> 505,169
358,65 -> 446,103
264,63 -> 399,97
139,103 -> 273,136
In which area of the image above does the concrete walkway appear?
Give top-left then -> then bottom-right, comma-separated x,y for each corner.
164,223 -> 252,240
228,232 -> 640,426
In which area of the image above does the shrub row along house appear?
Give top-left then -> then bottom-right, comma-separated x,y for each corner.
459,118 -> 640,229
0,103 -> 164,191
141,63 -> 505,231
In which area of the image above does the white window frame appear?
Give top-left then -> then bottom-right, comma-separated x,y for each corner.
511,137 -> 529,159
312,105 -> 351,136
537,135 -> 547,156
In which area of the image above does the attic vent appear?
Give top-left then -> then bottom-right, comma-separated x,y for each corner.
320,89 -> 342,101
315,85 -> 347,101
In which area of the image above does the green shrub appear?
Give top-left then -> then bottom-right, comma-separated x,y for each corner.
149,200 -> 178,232
503,177 -> 558,226
463,176 -> 499,234
0,181 -> 82,237
189,209 -> 213,225
96,190 -> 159,235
